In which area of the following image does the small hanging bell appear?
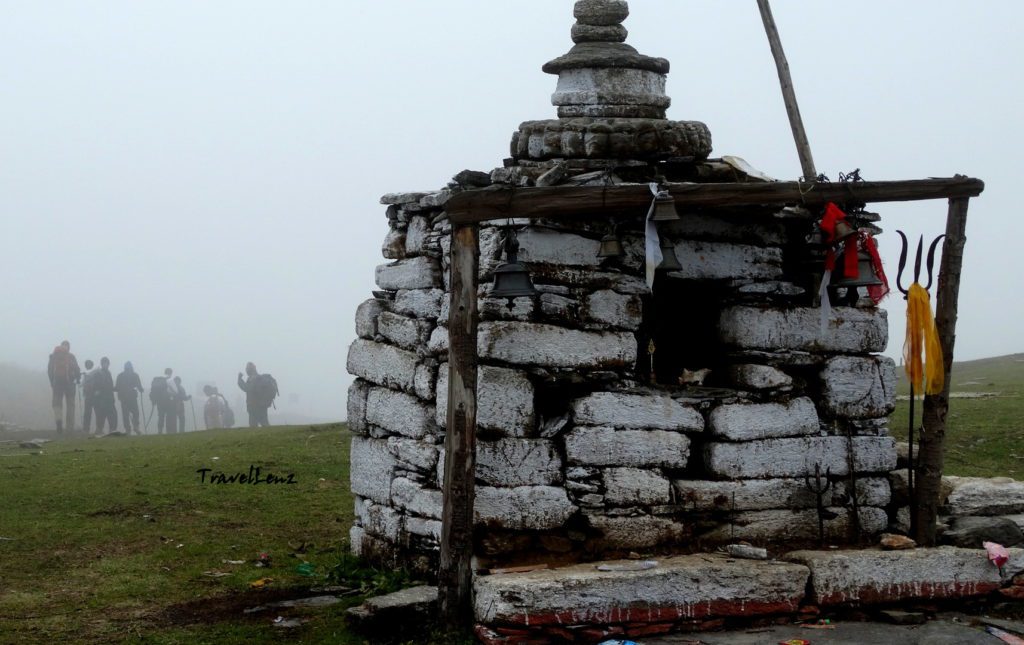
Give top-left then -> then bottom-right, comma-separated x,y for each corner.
649,191 -> 681,222
829,248 -> 884,305
657,234 -> 682,271
597,232 -> 624,259
491,228 -> 538,309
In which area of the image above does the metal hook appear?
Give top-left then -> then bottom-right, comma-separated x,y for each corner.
896,230 -> 911,297
896,229 -> 945,298
924,235 -> 945,292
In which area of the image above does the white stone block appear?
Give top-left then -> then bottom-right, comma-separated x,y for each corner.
787,546 -> 1024,605
404,216 -> 431,255
375,257 -> 442,290
702,507 -> 887,542
366,388 -> 433,439
728,364 -> 793,390
381,228 -> 406,260
393,289 -> 444,320
427,326 -> 448,355
665,239 -> 782,281
565,426 -> 690,468
355,298 -> 385,339
380,191 -> 428,205
476,439 -> 562,487
347,339 -> 418,393
406,517 -> 442,541
709,397 -> 819,441
358,502 -> 404,542
603,467 -> 671,506
386,437 -> 439,473
704,436 -> 897,479
820,356 -> 896,419
350,436 -> 396,505
347,379 -> 372,433
674,478 -> 891,511
435,365 -> 535,436
391,476 -> 442,520
572,391 -> 703,431
478,322 -> 636,369
946,477 -> 1024,516
474,553 -> 809,625
585,289 -> 642,330
475,485 -> 576,530
377,311 -> 434,351
413,363 -> 436,401
719,306 -> 888,353
349,525 -> 366,557
586,515 -> 686,549
515,227 -> 602,268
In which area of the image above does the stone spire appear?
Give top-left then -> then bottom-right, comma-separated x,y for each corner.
510,0 -> 711,163
545,0 -> 671,119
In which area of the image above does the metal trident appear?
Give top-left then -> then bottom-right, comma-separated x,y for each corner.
895,230 -> 944,536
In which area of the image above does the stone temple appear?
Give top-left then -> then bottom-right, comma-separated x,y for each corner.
347,0 -> 897,578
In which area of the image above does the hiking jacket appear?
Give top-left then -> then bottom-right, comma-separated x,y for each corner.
115,371 -> 144,401
94,368 -> 115,403
47,349 -> 81,386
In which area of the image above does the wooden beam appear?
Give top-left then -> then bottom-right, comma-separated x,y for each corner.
439,223 -> 480,628
757,0 -> 817,180
914,197 -> 970,546
445,176 -> 985,224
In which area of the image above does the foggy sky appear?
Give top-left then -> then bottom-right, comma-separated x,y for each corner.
2,1 -> 1021,421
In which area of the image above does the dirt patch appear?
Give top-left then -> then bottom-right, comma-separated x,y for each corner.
157,588 -> 325,626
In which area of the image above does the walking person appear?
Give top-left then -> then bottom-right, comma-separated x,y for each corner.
237,362 -> 277,428
115,362 -> 145,435
81,359 -> 97,433
47,340 -> 81,433
203,385 -> 234,429
150,368 -> 177,434
93,357 -> 118,433
172,376 -> 191,433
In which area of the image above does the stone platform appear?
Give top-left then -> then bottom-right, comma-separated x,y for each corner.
473,548 -> 1024,643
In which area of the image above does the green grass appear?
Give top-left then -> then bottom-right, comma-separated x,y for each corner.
891,353 -> 1024,477
0,424 -> 365,644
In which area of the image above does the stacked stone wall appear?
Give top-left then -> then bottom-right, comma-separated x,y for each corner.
348,168 -> 899,571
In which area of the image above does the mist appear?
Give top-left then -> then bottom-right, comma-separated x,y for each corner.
1,1 -> 1021,427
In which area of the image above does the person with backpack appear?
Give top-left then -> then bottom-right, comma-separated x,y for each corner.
150,368 -> 177,434
93,357 -> 118,433
237,362 -> 277,428
115,362 -> 144,435
172,376 -> 191,433
47,340 -> 81,434
81,359 -> 97,433
202,385 -> 234,429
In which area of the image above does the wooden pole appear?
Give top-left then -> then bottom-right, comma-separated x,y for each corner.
913,195 -> 970,545
756,0 -> 817,180
444,177 -> 985,225
439,223 -> 480,628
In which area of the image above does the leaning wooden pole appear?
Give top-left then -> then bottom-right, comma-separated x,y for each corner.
439,223 -> 480,628
914,195 -> 970,545
757,0 -> 817,180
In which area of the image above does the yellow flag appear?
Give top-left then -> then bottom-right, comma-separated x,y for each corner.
903,283 -> 944,395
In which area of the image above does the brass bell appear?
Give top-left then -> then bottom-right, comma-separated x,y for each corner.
597,233 -> 624,259
491,229 -> 538,309
649,191 -> 680,222
829,249 -> 883,305
831,220 -> 857,243
657,234 -> 682,271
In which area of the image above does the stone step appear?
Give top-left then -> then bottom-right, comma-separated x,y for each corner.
474,553 -> 809,627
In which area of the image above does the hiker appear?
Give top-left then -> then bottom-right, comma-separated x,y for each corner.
47,340 -> 81,433
150,368 -> 177,434
93,357 -> 118,433
202,385 -> 234,429
81,359 -> 96,433
115,362 -> 144,435
173,376 -> 191,433
237,362 -> 277,428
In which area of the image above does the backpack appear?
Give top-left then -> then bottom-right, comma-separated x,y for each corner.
50,348 -> 74,382
250,374 -> 279,405
150,376 -> 170,405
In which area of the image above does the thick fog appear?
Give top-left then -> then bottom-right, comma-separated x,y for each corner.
1,1 -> 1021,424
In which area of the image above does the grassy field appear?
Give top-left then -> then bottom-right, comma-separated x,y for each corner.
0,424 -> 365,644
891,353 -> 1024,477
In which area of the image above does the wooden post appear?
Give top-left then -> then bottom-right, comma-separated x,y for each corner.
913,196 -> 970,545
756,0 -> 817,180
439,223 -> 480,628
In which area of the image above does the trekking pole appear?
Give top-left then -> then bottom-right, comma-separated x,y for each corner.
190,399 -> 198,432
144,400 -> 155,433
139,398 -> 148,435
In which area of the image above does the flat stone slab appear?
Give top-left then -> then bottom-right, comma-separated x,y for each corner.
705,436 -> 896,479
719,306 -> 888,354
474,553 -> 809,626
565,426 -> 690,468
572,391 -> 704,431
709,397 -> 818,441
946,476 -> 1024,516
478,322 -> 636,369
786,546 -> 1024,606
